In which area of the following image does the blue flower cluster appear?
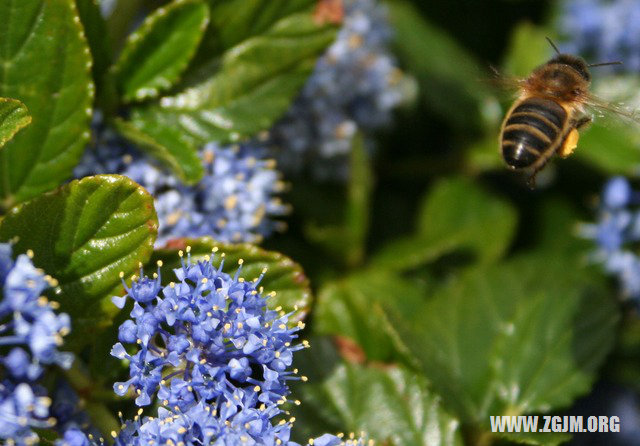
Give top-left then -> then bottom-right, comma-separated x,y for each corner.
270,0 -> 405,177
580,177 -> 640,300
559,0 -> 640,71
89,247 -> 370,445
75,125 -> 288,246
0,244 -> 73,444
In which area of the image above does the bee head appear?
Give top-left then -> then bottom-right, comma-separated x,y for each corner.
547,54 -> 591,82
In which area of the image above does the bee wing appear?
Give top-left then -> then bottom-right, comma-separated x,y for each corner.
583,91 -> 640,124
484,66 -> 525,92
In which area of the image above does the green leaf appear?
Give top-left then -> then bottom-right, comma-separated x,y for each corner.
0,0 -> 94,207
150,237 -> 312,321
372,177 -> 517,270
0,98 -> 31,149
387,254 -> 618,429
75,0 -> 112,96
113,117 -> 204,184
300,363 -> 464,446
114,0 -> 210,102
128,11 -> 336,145
575,119 -> 640,175
315,269 -> 424,362
502,22 -> 552,78
0,175 -> 158,346
495,431 -> 571,446
200,0 -> 314,57
345,133 -> 373,267
387,0 -> 491,130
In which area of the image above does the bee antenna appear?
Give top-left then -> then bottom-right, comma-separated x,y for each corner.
588,61 -> 624,67
545,36 -> 561,55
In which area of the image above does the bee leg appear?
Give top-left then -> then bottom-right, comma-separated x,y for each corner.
558,117 -> 591,158
574,116 -> 592,130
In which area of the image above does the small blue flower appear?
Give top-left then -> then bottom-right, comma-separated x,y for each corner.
0,244 -> 73,444
75,131 -> 288,245
111,248 -> 308,414
0,380 -> 54,444
559,0 -> 640,72
581,177 -> 640,300
311,433 -> 373,446
271,0 -> 406,177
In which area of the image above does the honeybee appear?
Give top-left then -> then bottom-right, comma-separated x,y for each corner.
499,38 -> 628,188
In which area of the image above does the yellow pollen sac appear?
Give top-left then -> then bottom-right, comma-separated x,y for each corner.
111,431 -> 118,439
202,277 -> 208,284
301,376 -> 308,382
157,260 -> 163,267
178,250 -> 184,257
186,246 -> 191,253
309,440 -> 315,445
275,351 -> 281,358
279,324 -> 286,330
254,385 -> 261,392
119,271 -> 125,278
558,128 -> 580,158
26,249 -> 34,258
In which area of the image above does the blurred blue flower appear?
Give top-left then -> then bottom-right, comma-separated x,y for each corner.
560,0 -> 640,71
580,177 -> 640,300
270,0 -> 405,177
0,243 -> 73,444
75,123 -> 288,245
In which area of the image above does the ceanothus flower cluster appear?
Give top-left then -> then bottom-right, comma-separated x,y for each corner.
0,243 -> 73,444
270,0 -> 405,178
75,122 -> 287,245
109,247 -> 307,442
559,0 -> 640,72
104,247 -> 373,445
579,177 -> 640,300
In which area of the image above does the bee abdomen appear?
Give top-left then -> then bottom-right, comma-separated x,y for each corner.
501,98 -> 567,169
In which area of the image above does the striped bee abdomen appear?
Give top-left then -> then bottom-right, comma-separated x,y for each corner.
501,97 -> 567,169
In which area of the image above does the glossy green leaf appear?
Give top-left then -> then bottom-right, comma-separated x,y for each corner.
388,0 -> 491,130
114,0 -> 210,102
200,0 -> 314,57
0,0 -> 94,207
128,11 -> 336,145
0,175 -> 158,346
0,98 -> 31,150
114,117 -> 204,184
372,177 -> 517,270
150,237 -> 312,321
315,269 -> 424,363
300,363 -> 464,446
76,0 -> 112,97
387,254 -> 618,430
